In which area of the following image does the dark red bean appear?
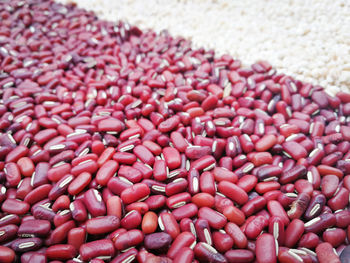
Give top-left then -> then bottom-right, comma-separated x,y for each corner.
11,237 -> 43,253
0,224 -> 18,243
340,245 -> 350,263
225,249 -> 255,263
304,213 -> 336,233
46,244 -> 77,260
80,239 -> 115,262
18,219 -> 51,237
144,232 -> 172,251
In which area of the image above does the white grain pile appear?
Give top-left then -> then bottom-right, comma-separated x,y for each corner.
57,0 -> 350,95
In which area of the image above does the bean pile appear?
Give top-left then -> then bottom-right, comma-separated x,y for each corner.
0,0 -> 350,262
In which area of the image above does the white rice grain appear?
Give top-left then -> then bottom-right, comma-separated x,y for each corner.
56,0 -> 350,94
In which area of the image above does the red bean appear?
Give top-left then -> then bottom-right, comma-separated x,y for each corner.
96,160 -> 119,186
111,248 -> 138,263
142,211 -> 158,234
256,233 -> 277,263
24,184 -> 52,205
17,157 -> 35,177
121,183 -> 150,205
225,222 -> 248,249
144,232 -> 172,251
316,242 -> 341,263
255,134 -> 277,151
18,219 -> 51,237
225,249 -> 255,263
284,219 -> 305,248
245,215 -> 269,239
173,247 -> 194,263
4,162 -> 21,187
328,187 -> 349,211
80,239 -> 115,262
158,212 -> 180,239
194,242 -> 227,262
167,232 -> 196,259
267,200 -> 290,226
121,210 -> 142,230
2,198 -> 30,215
0,246 -> 15,263
114,229 -> 144,250
83,189 -> 106,217
86,216 -> 120,235
11,237 -> 43,253
46,244 -> 77,260
68,227 -> 86,251
0,224 -> 18,243
304,213 -> 336,233
46,220 -> 75,246
218,181 -> 248,205
323,228 -> 346,247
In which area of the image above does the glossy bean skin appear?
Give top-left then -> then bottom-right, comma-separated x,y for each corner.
256,233 -> 277,263
173,247 -> 194,263
245,215 -> 269,239
46,244 -> 77,260
18,219 -> 51,237
198,207 -> 227,230
167,232 -> 196,259
83,189 -> 106,217
0,246 -> 15,263
2,199 -> 30,215
212,231 -> 234,253
144,232 -> 172,252
193,242 -> 227,263
304,213 -> 336,233
284,219 -> 304,248
114,229 -> 144,251
142,211 -> 158,234
225,222 -> 248,249
159,212 -> 180,240
323,228 -> 346,247
68,227 -> 86,251
80,239 -> 115,261
218,181 -> 248,206
86,216 -> 120,235
11,237 -> 43,253
225,249 -> 255,263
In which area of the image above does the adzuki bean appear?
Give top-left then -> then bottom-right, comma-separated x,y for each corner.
0,0 -> 349,261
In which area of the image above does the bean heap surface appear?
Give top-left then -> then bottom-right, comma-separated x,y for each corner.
0,0 -> 350,262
